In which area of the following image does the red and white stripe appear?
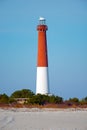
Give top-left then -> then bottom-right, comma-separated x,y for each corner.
36,18 -> 49,94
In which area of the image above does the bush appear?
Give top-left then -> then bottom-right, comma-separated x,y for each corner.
9,98 -> 17,104
28,94 -> 46,105
0,94 -> 9,104
10,89 -> 34,98
67,97 -> 79,105
28,94 -> 63,105
49,95 -> 63,104
80,97 -> 87,105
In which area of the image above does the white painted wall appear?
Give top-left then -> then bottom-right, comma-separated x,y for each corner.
36,67 -> 49,94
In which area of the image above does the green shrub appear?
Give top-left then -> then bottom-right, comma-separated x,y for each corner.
10,89 -> 34,98
0,94 -> 9,104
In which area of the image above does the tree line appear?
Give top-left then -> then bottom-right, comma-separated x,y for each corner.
0,89 -> 87,107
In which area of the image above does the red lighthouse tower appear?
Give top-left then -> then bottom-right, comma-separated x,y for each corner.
36,17 -> 49,94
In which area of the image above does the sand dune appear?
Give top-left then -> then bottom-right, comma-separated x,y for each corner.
0,108 -> 87,130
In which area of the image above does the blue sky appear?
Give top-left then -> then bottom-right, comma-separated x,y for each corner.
0,0 -> 87,99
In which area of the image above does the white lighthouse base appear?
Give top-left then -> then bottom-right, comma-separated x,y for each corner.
36,67 -> 49,95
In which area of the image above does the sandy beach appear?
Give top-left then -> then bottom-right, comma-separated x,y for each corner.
0,108 -> 87,130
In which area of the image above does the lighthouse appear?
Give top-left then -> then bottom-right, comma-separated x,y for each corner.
36,17 -> 49,95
